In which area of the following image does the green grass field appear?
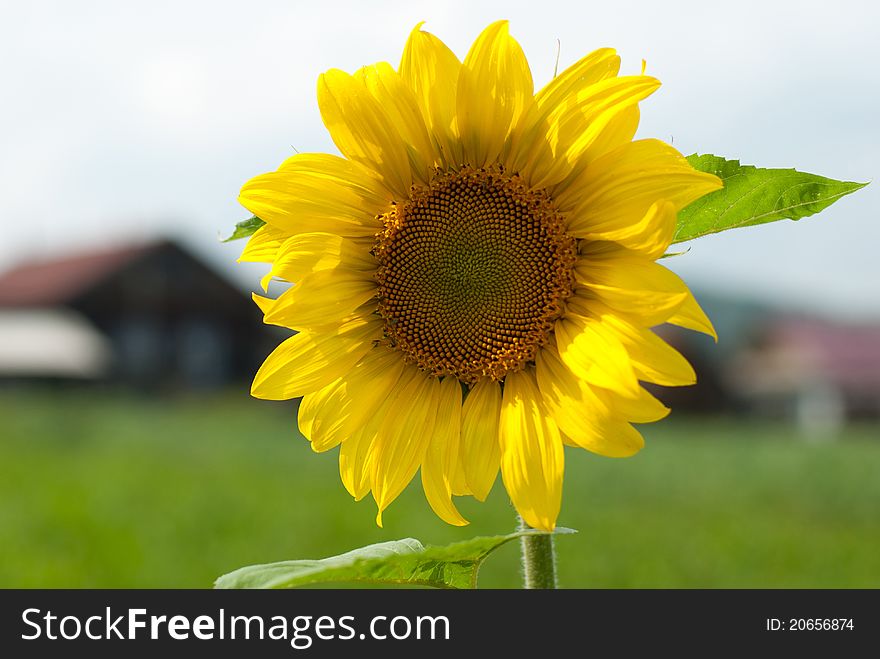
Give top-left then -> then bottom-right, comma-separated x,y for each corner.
1,389 -> 878,588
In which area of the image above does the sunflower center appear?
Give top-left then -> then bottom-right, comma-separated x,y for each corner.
375,166 -> 575,382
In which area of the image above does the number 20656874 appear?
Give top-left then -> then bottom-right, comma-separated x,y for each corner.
766,618 -> 854,631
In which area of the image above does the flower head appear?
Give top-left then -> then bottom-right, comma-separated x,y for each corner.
239,21 -> 722,531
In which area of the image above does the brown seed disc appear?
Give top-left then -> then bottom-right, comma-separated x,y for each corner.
375,166 -> 575,383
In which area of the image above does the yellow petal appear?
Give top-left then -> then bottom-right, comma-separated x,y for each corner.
298,379 -> 348,451
460,377 -> 501,501
560,424 -> 644,458
573,250 -> 715,338
593,384 -> 670,424
563,139 -> 722,234
536,345 -> 646,457
238,223 -> 289,263
555,313 -> 640,396
449,457 -> 473,497
550,76 -> 659,171
508,48 -> 619,182
573,249 -> 690,326
457,20 -> 533,167
239,153 -> 389,237
499,368 -> 564,532
339,367 -> 407,501
300,346 -> 407,452
547,104 -> 641,203
399,23 -> 463,169
371,369 -> 438,526
667,293 -> 717,340
421,376 -> 468,526
574,103 -> 640,167
251,315 -> 381,399
261,269 -> 377,331
581,200 -> 676,260
318,68 -> 413,198
261,232 -> 374,290
339,426 -> 373,501
534,48 -> 621,109
359,62 -> 434,185
251,291 -> 274,317
519,75 -> 659,190
597,309 -> 697,386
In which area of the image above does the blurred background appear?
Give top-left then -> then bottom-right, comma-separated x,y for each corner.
1,0 -> 878,588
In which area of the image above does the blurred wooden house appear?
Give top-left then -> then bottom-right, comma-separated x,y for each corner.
0,239 -> 280,389
643,293 -> 880,428
727,317 -> 880,431
645,291 -> 773,415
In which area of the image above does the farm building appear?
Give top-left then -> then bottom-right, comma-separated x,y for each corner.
727,316 -> 880,431
0,239 -> 282,389
643,293 -> 880,427
2,240 -> 877,425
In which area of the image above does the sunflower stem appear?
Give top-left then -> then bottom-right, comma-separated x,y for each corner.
518,515 -> 557,589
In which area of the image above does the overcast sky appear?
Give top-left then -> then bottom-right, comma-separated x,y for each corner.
1,0 -> 878,318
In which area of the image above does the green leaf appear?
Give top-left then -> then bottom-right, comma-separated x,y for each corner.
223,216 -> 265,242
214,528 -> 575,590
675,155 -> 868,243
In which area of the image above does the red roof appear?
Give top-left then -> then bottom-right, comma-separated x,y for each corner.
763,318 -> 880,389
0,242 -> 156,307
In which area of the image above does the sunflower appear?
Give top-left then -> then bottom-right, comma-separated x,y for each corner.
238,21 -> 722,531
